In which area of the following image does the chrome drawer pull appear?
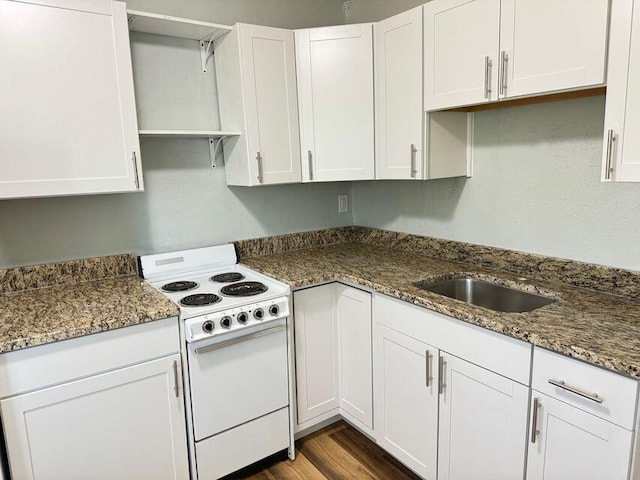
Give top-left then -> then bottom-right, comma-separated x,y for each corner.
425,350 -> 432,387
256,152 -> 264,184
484,56 -> 493,99
172,360 -> 180,398
195,325 -> 285,355
531,397 -> 540,443
548,379 -> 603,404
438,356 -> 446,394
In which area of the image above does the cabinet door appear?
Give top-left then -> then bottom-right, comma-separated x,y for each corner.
1,355 -> 188,480
603,0 -> 640,182
293,285 -> 339,424
424,0 -> 500,110
374,324 -> 438,479
0,0 -> 142,199
238,24 -> 301,185
337,285 -> 373,429
375,6 -> 423,180
526,392 -> 633,480
499,0 -> 608,99
438,352 -> 528,480
296,24 -> 375,182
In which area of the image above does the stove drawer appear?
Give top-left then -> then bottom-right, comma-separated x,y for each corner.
195,407 -> 289,480
188,321 -> 289,441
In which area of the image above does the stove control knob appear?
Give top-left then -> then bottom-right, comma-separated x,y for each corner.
202,320 -> 214,333
269,305 -> 279,316
236,312 -> 248,325
220,316 -> 233,329
253,308 -> 264,321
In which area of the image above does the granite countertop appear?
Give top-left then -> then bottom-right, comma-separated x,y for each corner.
241,242 -> 640,379
0,275 -> 179,353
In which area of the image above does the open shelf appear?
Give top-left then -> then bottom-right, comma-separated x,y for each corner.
138,130 -> 241,138
138,130 -> 241,169
127,10 -> 232,41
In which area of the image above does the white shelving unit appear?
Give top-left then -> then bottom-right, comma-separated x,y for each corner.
127,10 -> 231,41
138,130 -> 241,168
128,11 -> 238,168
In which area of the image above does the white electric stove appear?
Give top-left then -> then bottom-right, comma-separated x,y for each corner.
140,244 -> 293,480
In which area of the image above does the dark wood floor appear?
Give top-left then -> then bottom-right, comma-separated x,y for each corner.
225,421 -> 421,480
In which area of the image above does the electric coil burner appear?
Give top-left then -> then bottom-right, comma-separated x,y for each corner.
162,280 -> 198,292
211,272 -> 245,283
180,293 -> 222,307
220,281 -> 269,297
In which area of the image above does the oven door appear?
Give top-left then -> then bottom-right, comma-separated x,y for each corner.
187,320 -> 289,441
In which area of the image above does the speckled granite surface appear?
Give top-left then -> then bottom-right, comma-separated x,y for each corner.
235,226 -> 640,299
0,254 -> 138,294
0,255 -> 177,353
239,239 -> 640,379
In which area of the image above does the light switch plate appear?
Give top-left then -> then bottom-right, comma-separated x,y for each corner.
338,194 -> 349,213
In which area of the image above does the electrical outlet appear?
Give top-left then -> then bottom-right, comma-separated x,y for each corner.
338,194 -> 349,213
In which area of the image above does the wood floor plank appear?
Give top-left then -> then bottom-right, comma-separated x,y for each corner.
298,425 -> 379,480
329,424 -> 422,480
267,451 -> 327,480
225,420 -> 418,480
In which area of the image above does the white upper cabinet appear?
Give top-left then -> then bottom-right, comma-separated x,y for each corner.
296,24 -> 375,182
499,0 -> 609,99
0,0 -> 142,199
425,0 -> 609,110
215,24 -> 301,186
425,0 -> 501,110
375,7 -> 424,180
602,0 -> 640,182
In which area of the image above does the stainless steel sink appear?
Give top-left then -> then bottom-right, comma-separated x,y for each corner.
415,277 -> 556,313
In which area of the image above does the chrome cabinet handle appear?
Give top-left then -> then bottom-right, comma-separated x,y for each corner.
425,350 -> 432,387
172,360 -> 180,398
438,356 -> 447,394
484,56 -> 493,99
410,144 -> 418,179
531,397 -> 540,443
500,51 -> 509,96
256,152 -> 264,184
548,379 -> 604,404
195,325 -> 285,355
132,152 -> 140,189
308,150 -> 314,181
605,130 -> 616,180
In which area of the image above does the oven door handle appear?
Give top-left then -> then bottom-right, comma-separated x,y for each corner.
194,325 -> 286,355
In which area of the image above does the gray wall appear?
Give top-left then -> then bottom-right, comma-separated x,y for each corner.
0,0 -> 349,269
347,0 -> 640,271
344,0 -> 425,23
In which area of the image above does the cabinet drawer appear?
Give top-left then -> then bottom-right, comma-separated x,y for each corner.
374,293 -> 531,385
0,317 -> 180,398
532,347 -> 638,429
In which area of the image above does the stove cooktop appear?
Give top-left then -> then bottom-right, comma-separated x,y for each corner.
148,265 -> 288,319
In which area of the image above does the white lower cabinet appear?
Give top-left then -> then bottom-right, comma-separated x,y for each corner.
0,317 -> 188,480
374,324 -> 438,479
526,392 -> 633,480
337,284 -> 373,429
293,283 -> 372,431
2,354 -> 188,480
293,283 -> 340,424
438,352 -> 529,480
